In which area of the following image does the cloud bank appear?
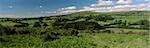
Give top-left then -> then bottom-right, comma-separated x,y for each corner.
1,0 -> 149,18
61,0 -> 149,13
55,0 -> 150,13
91,0 -> 113,6
116,0 -> 132,4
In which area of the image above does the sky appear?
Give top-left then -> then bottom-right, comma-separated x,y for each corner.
0,0 -> 150,18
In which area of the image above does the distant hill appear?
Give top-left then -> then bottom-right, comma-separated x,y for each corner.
0,11 -> 149,19
107,11 -> 150,16
50,11 -> 150,17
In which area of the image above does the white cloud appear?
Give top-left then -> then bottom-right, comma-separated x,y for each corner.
110,4 -> 150,12
83,0 -> 150,12
41,11 -> 57,14
116,0 -> 132,4
39,6 -> 43,8
80,6 -> 96,11
59,10 -> 79,13
112,5 -> 136,9
91,0 -> 113,6
53,6 -> 79,14
8,6 -> 13,8
61,6 -> 76,10
0,14 -> 23,18
82,6 -> 91,9
143,4 -> 150,7
60,6 -> 78,13
80,3 -> 150,12
80,6 -> 113,12
40,3 -> 150,16
145,0 -> 150,2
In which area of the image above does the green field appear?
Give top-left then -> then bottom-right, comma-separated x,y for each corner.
0,33 -> 148,48
112,16 -> 149,22
0,11 -> 149,48
47,33 -> 149,48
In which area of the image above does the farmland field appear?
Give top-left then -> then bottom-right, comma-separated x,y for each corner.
112,16 -> 149,22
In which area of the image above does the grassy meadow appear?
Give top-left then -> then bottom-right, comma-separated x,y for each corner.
0,11 -> 149,48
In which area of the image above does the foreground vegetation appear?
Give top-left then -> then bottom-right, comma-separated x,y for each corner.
0,11 -> 149,48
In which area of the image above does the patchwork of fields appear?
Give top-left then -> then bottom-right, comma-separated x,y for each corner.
0,11 -> 149,48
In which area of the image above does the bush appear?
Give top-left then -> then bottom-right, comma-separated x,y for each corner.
33,22 -> 42,27
44,33 -> 59,41
43,23 -> 48,26
103,30 -> 112,33
54,21 -> 104,30
0,35 -> 44,48
14,23 -> 28,27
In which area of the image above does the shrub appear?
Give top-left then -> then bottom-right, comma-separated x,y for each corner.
54,21 -> 104,30
43,23 -> 48,27
103,30 -> 112,33
33,22 -> 42,27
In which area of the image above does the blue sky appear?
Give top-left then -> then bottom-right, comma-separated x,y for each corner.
0,0 -> 150,18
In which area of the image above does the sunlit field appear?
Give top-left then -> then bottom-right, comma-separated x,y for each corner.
0,11 -> 149,48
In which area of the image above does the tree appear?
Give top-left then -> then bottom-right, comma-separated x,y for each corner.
138,20 -> 150,29
43,23 -> 48,27
33,22 -> 42,27
0,24 -> 2,27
